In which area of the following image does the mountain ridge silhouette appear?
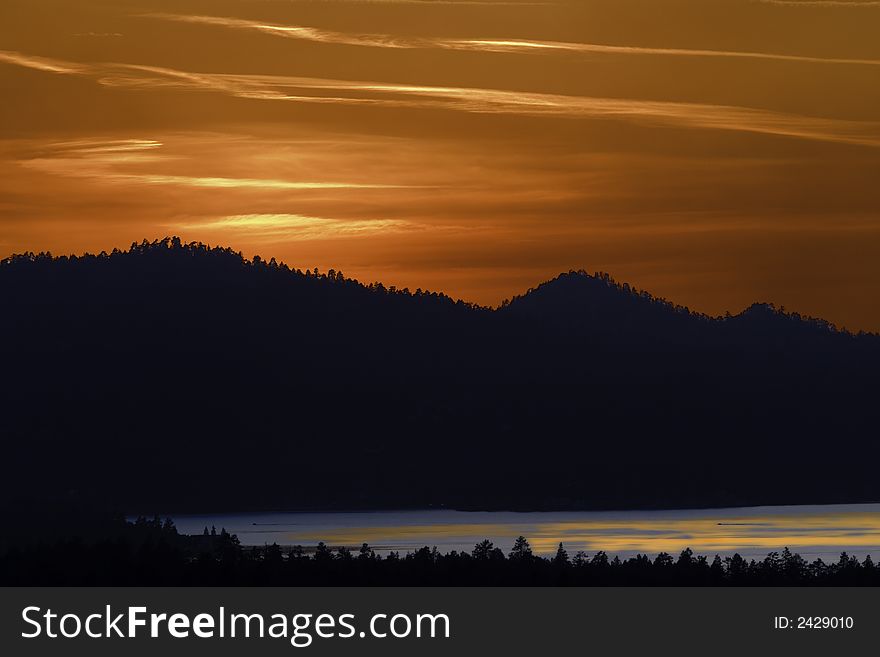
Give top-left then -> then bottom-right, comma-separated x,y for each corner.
1,237 -> 877,513
3,238 -> 867,329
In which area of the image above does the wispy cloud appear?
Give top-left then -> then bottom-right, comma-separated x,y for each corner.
113,174 -> 403,190
142,14 -> 414,49
173,213 -> 416,240
4,50 -> 880,148
46,139 -> 163,154
143,13 -> 880,67
101,65 -> 880,149
19,138 -> 409,191
444,38 -> 880,67
0,50 -> 87,74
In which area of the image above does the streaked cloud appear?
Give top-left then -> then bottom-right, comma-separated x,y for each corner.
174,213 -> 416,241
445,38 -> 880,67
18,138 -> 410,191
102,66 -> 880,149
0,50 -> 87,75
47,139 -> 163,154
141,14 -> 415,49
4,50 -> 875,149
25,165 -> 407,191
120,175 -> 403,190
143,13 -> 880,67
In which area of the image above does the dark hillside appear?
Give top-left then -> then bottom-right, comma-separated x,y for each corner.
1,238 -> 877,513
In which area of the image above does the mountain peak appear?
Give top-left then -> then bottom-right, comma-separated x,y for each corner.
741,302 -> 779,316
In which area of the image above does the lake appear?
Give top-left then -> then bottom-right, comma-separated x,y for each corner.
171,503 -> 880,562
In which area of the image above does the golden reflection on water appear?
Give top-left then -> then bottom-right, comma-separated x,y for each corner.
279,508 -> 880,557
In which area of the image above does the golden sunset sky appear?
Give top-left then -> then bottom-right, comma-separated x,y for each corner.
1,0 -> 879,329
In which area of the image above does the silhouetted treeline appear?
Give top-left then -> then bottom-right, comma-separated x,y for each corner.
2,517 -> 877,586
1,238 -> 879,513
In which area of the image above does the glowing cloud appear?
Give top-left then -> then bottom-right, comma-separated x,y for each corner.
47,139 -> 164,154
174,214 -> 416,241
143,14 -> 880,67
141,14 -> 414,49
101,66 -> 880,149
18,138 -> 410,191
0,50 -> 87,75
5,50 -> 880,149
443,38 -> 880,67
127,175 -> 402,190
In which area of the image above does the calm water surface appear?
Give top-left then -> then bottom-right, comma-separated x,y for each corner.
171,503 -> 880,561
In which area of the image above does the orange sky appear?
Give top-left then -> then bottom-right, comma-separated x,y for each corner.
1,0 -> 879,330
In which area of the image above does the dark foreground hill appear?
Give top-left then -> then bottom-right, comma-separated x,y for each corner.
1,238 -> 878,513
